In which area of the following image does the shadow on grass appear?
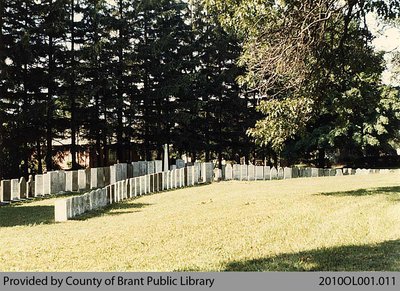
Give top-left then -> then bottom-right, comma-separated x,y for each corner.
0,204 -> 54,227
317,186 -> 400,201
0,196 -> 152,227
71,202 -> 152,221
222,240 -> 400,271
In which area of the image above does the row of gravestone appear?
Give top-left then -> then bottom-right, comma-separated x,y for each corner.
55,162 -> 214,221
214,165 -> 397,181
55,162 -> 400,222
0,159 -> 191,204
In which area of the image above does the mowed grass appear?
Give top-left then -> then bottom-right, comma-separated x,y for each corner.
0,173 -> 399,271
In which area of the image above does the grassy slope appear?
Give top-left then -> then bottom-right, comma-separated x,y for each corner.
0,174 -> 399,271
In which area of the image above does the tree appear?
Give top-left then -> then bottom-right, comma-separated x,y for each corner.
207,0 -> 400,166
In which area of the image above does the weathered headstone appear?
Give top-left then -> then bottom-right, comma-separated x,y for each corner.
193,162 -> 201,183
155,160 -> 163,173
138,161 -> 147,176
247,165 -> 255,181
78,169 -> 87,191
225,164 -> 233,181
202,162 -> 213,183
0,180 -> 11,201
10,179 -> 20,200
55,198 -> 71,222
335,169 -> 343,176
132,162 -> 140,178
26,175 -> 34,198
277,167 -> 284,179
213,168 -> 222,181
34,175 -> 43,197
147,161 -> 155,174
311,168 -> 320,177
149,174 -> 155,192
129,178 -> 136,197
90,167 -> 105,189
163,144 -> 169,172
263,166 -> 271,180
66,171 -> 79,192
255,166 -> 264,180
186,166 -> 195,186
176,159 -> 185,169
283,167 -> 293,179
19,177 -> 27,199
240,164 -> 248,181
270,167 -> 278,180
127,164 -> 133,179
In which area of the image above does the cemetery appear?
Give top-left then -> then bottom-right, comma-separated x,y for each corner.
0,166 -> 398,271
1,0 -> 400,273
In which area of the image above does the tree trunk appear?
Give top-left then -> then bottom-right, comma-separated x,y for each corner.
46,0 -> 54,172
116,0 -> 124,162
70,0 -> 78,170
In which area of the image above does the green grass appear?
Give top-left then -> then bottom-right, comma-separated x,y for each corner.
0,174 -> 399,271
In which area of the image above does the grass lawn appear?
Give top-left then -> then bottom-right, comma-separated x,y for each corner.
0,173 -> 399,271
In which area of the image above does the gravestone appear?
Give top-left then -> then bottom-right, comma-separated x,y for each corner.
42,172 -> 51,195
147,161 -> 155,174
247,165 -> 255,181
255,166 -> 264,180
283,167 -> 293,179
116,163 -> 128,182
34,175 -> 43,197
140,175 -> 146,195
66,171 -> 79,192
240,164 -> 248,181
335,169 -> 343,176
0,180 -> 11,201
134,177 -> 140,196
311,168 -> 320,177
181,168 -> 186,187
270,167 -> 278,180
19,177 -> 27,199
170,165 -> 177,171
171,170 -> 177,188
129,178 -> 136,197
147,174 -> 151,193
176,159 -> 185,169
213,168 -> 222,181
277,167 -> 284,179
225,164 -> 233,180
132,162 -> 140,178
263,166 -> 271,180
55,198 -> 71,222
90,167 -> 105,189
138,161 -> 147,176
193,162 -> 201,183
163,144 -> 169,172
127,164 -> 133,179
150,174 -> 155,192
186,166 -> 195,186
155,160 -> 163,173
162,172 -> 168,190
26,175 -> 34,198
158,173 -> 163,191
232,164 -> 240,180
10,179 -> 20,200
78,169 -> 87,191
202,162 -> 214,183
